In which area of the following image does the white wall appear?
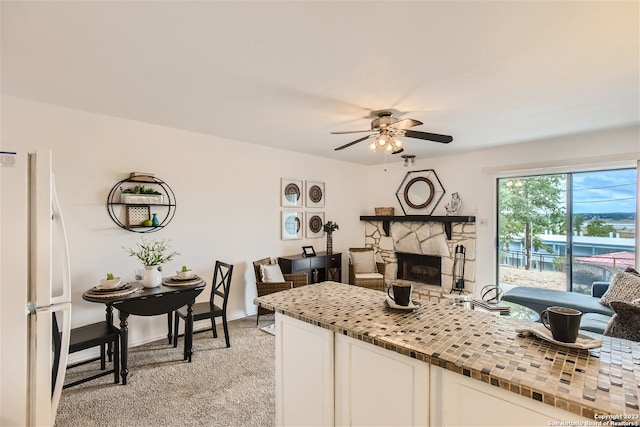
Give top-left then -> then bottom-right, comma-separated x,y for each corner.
365,125 -> 640,296
2,95 -> 369,346
3,94 -> 638,345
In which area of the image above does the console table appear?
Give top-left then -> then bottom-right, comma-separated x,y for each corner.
279,252 -> 342,284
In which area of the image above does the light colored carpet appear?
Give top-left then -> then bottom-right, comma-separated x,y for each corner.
55,316 -> 276,427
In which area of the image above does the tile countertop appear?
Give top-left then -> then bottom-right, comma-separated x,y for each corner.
254,281 -> 640,419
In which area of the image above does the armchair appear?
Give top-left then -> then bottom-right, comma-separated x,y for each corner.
253,257 -> 308,325
348,247 -> 386,292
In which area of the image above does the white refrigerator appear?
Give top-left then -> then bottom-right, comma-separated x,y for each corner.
0,150 -> 72,426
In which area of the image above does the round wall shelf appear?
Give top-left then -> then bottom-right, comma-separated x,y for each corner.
106,175 -> 176,233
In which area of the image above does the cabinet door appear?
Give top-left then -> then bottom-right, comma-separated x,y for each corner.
430,366 -> 589,426
275,314 -> 334,426
335,334 -> 429,426
328,253 -> 341,268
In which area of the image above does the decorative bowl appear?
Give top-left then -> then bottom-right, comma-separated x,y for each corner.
99,277 -> 122,289
176,270 -> 194,280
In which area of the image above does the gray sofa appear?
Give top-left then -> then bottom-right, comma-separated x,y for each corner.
502,282 -> 613,334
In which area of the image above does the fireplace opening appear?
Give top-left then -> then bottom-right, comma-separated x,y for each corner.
396,252 -> 441,287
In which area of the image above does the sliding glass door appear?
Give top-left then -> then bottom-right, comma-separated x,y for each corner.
497,168 -> 636,295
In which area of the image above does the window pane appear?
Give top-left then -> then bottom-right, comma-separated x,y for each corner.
497,174 -> 567,293
571,169 -> 637,295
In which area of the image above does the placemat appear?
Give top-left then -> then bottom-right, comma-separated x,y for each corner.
162,276 -> 204,287
84,283 -> 140,299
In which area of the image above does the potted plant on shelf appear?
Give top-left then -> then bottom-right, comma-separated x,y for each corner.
120,185 -> 164,205
323,221 -> 339,255
124,238 -> 179,288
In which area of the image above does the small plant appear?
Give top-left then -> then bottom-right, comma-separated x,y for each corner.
124,238 -> 179,266
323,221 -> 339,234
106,273 -> 114,280
122,185 -> 161,195
182,265 -> 189,272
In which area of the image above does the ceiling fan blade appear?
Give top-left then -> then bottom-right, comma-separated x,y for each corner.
392,148 -> 404,154
390,118 -> 423,130
403,130 -> 453,144
334,134 -> 374,151
330,130 -> 371,134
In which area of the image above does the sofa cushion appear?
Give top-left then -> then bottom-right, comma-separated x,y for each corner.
603,299 -> 640,342
354,272 -> 384,280
600,271 -> 640,307
502,286 -> 614,317
580,313 -> 612,334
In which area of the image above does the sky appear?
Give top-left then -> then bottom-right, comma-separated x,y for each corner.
572,168 -> 637,214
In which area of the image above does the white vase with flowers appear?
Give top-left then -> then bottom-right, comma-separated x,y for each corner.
124,238 -> 179,288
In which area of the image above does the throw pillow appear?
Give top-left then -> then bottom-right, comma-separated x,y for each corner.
604,299 -> 640,342
260,263 -> 286,283
625,267 -> 640,277
350,250 -> 377,274
600,271 -> 640,307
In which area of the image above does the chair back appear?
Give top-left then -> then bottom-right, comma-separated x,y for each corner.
211,261 -> 234,311
348,247 -> 375,257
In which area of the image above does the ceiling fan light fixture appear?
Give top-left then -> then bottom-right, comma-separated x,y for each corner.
332,110 -> 453,153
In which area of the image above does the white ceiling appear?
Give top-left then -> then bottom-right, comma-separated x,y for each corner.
2,1 -> 639,165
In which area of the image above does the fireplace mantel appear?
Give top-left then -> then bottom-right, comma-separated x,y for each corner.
359,215 -> 476,239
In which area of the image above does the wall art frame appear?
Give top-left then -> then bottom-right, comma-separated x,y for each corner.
306,211 -> 325,239
281,178 -> 304,207
395,169 -> 445,215
306,180 -> 325,208
127,205 -> 150,227
281,210 -> 304,240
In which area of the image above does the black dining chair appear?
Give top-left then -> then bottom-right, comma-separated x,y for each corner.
53,313 -> 121,389
173,260 -> 234,348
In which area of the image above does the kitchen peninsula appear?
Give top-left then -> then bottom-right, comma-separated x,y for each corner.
254,282 -> 640,427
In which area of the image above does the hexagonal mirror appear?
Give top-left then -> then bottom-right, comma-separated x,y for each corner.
395,169 -> 445,215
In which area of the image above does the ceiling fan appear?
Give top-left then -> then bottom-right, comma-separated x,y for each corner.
331,111 -> 453,153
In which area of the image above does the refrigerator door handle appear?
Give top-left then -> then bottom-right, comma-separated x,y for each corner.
50,173 -> 71,306
29,302 -> 71,427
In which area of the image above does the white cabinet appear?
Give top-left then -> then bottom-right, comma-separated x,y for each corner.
275,313 -> 334,426
430,366 -> 589,426
335,334 -> 429,426
275,314 -> 589,427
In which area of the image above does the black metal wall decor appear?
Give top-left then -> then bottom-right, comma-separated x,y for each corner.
107,174 -> 176,233
396,169 -> 445,215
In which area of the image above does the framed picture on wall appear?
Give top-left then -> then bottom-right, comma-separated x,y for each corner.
306,211 -> 324,239
281,210 -> 304,240
306,180 -> 325,208
281,178 -> 304,207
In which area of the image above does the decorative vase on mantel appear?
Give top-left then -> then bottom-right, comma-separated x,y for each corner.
326,232 -> 333,255
140,265 -> 162,288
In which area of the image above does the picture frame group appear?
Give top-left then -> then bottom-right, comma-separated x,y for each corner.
281,178 -> 326,240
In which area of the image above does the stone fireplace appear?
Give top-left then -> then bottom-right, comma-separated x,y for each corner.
362,219 -> 476,295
